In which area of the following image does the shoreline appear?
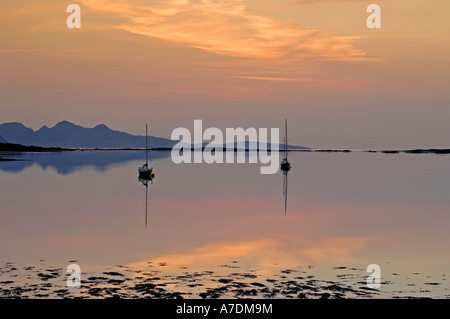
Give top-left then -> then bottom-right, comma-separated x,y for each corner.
1,261 -> 447,299
1,143 -> 449,163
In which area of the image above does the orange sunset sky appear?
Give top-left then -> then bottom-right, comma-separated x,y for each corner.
1,0 -> 449,148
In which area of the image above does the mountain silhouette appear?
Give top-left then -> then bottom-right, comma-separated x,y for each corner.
0,121 -> 176,148
0,134 -> 8,143
0,121 -> 309,150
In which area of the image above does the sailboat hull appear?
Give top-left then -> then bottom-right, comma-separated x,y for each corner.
280,162 -> 291,171
138,168 -> 154,180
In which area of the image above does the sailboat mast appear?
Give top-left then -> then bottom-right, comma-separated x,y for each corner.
145,124 -> 148,165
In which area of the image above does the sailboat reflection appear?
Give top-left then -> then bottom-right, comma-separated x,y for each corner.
281,167 -> 289,215
139,176 -> 153,228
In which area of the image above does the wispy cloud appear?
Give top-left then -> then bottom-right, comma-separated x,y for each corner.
232,76 -> 313,82
81,0 -> 368,62
286,0 -> 370,4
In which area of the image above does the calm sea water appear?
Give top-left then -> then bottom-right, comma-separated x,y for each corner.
1,150 -> 449,298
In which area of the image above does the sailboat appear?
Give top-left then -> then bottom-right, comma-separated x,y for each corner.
280,119 -> 291,171
138,124 -> 155,181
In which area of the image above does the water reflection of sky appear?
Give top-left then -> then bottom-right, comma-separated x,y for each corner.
0,151 -> 449,296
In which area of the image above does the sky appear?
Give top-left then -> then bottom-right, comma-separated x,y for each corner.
1,0 -> 449,149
